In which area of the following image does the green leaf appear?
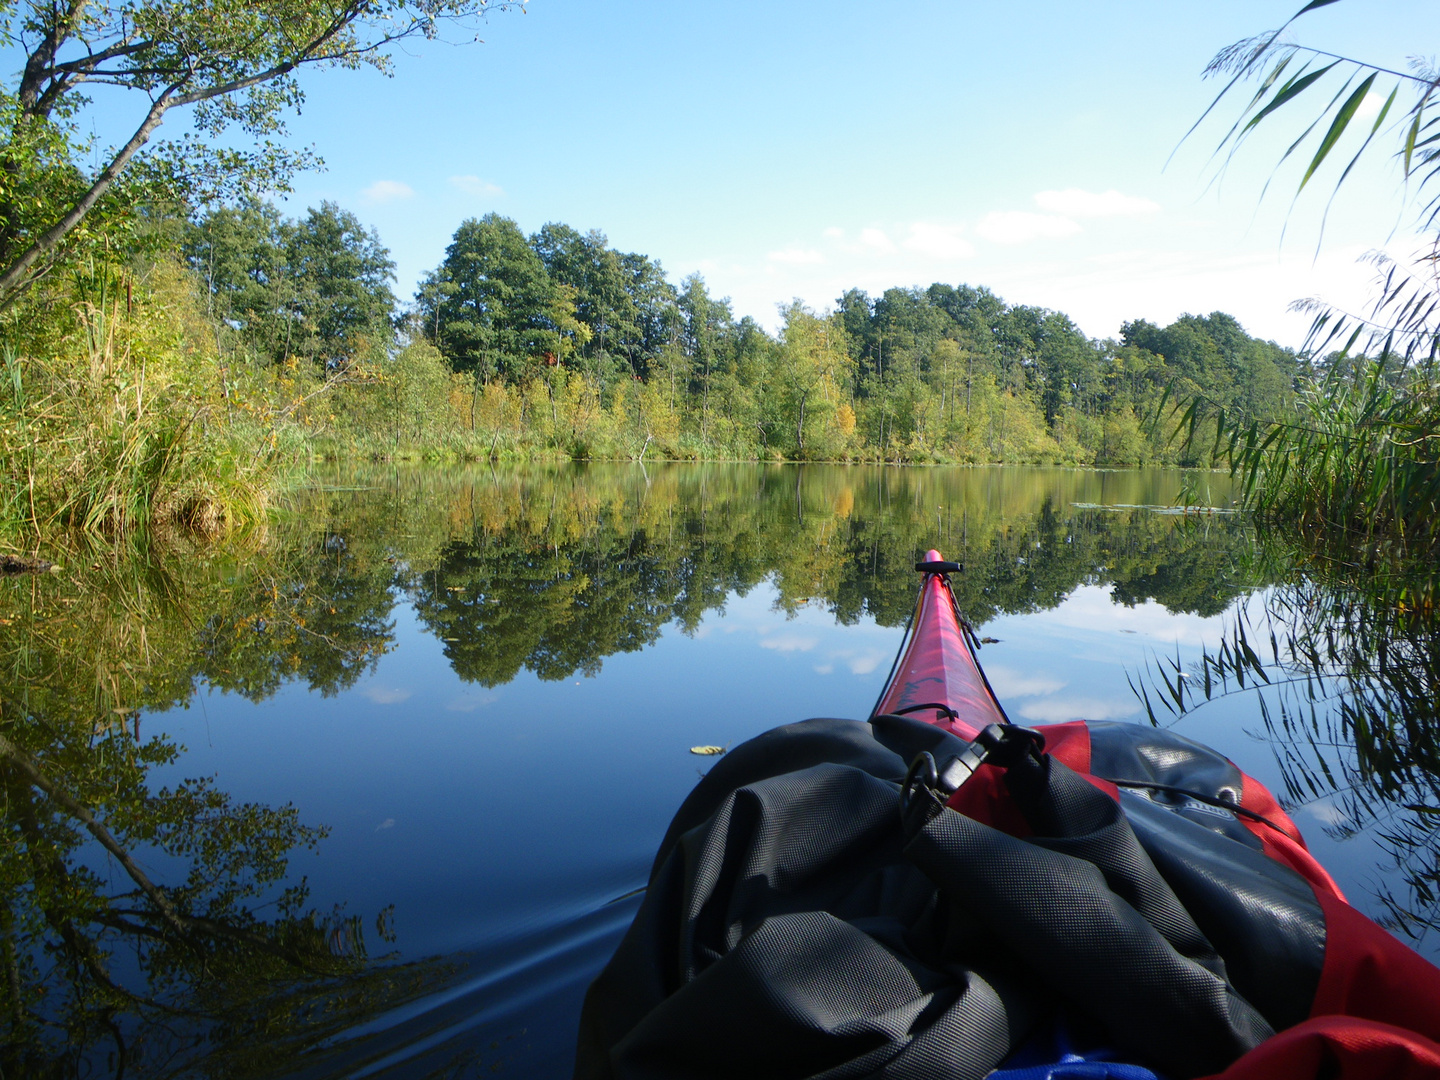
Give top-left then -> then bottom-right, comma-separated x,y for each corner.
1370,85 -> 1398,135
1299,73 -> 1376,192
1243,62 -> 1339,134
1244,52 -> 1297,115
1404,100 -> 1426,176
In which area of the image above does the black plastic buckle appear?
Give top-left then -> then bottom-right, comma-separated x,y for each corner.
900,724 -> 1045,817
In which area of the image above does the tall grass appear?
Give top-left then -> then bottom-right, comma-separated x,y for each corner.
0,260 -> 284,541
1170,359 -> 1440,556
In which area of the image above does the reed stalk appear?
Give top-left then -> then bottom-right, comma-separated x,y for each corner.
1168,359 -> 1440,556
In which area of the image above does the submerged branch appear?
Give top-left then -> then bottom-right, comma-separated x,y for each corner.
0,728 -> 189,937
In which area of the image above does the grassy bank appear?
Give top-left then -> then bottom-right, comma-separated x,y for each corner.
0,261 -> 293,543
1174,359 -> 1440,559
309,347 -> 1171,468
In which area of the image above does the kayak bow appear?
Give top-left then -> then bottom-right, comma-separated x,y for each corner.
870,548 -> 1007,740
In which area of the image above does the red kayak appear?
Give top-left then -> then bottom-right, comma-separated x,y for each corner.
578,550 -> 1440,1080
867,550 -> 1440,1080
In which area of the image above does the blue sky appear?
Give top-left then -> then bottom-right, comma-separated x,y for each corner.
64,2 -> 1440,345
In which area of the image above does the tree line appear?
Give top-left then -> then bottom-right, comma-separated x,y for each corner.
183,202 -> 1302,465
0,193 -> 1303,540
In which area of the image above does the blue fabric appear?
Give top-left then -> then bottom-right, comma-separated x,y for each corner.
989,1019 -> 1165,1080
988,1057 -> 1163,1080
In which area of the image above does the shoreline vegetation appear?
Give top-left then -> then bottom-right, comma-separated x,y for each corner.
1,0 -> 1433,569
1161,5 -> 1440,567
0,201 -> 1302,545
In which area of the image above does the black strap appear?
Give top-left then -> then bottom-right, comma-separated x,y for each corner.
901,724 -> 1045,825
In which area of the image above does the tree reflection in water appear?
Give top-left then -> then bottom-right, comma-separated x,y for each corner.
402,465 -> 1252,688
2,463 -> 1267,1074
0,537 -> 444,1076
1135,536 -> 1440,947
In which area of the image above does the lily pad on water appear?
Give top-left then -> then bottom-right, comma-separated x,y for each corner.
689,745 -> 726,756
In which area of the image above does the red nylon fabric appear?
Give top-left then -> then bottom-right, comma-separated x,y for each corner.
945,762 -> 1033,838
1201,1017 -> 1440,1080
1036,721 -> 1089,773
943,723 -> 1116,831
1311,889 -> 1440,1038
1255,823 -> 1347,903
1239,769 -> 1306,845
1039,721 -> 1121,799
1197,838 -> 1440,1079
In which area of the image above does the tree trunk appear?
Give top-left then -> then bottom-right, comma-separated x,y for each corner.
0,88 -> 177,304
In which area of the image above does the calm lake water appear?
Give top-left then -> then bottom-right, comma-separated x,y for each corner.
4,463 -> 1435,1077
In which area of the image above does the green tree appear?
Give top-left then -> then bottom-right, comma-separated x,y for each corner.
183,199 -> 289,362
532,222 -> 639,382
1123,312 -> 1295,419
677,274 -> 734,445
184,200 -> 396,370
283,202 -> 397,368
418,213 -> 562,381
773,303 -> 854,459
0,0 -> 521,306
621,251 -> 682,377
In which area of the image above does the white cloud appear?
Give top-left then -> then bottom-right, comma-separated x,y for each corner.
1355,91 -> 1386,122
902,222 -> 975,260
1034,188 -> 1160,218
446,691 -> 499,712
846,650 -> 885,675
362,685 -> 412,704
449,175 -> 504,198
769,247 -> 825,265
1302,800 -> 1349,826
859,227 -> 895,252
759,633 -> 819,653
360,180 -> 414,204
822,226 -> 844,239
1017,695 -> 1140,723
975,239 -> 1392,355
982,664 -> 1067,699
804,645 -> 890,677
976,211 -> 1082,245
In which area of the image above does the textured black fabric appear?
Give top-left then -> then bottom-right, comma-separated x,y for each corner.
1121,793 -> 1326,1032
647,718 -> 908,879
908,752 -> 1274,1079
869,712 -> 974,766
1088,722 -> 1259,848
574,719 -> 1326,1080
1085,722 -> 1327,1030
